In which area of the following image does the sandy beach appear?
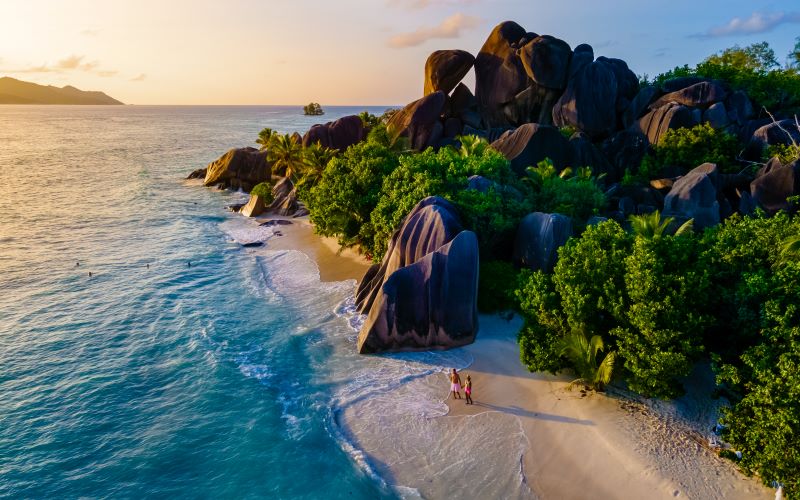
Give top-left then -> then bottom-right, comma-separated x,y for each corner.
270,220 -> 772,500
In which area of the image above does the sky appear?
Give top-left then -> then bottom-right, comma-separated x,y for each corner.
1,0 -> 799,105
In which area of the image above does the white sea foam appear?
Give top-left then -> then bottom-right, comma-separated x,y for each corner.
218,218 -> 276,246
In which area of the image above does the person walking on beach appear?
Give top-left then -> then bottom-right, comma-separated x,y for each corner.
449,368 -> 462,400
464,375 -> 473,405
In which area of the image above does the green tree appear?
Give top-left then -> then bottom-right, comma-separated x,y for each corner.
250,182 -> 274,204
705,42 -> 779,72
267,134 -> 306,179
455,134 -> 489,157
306,141 -> 399,254
295,142 -> 337,194
628,211 -> 693,239
638,123 -> 742,178
789,37 -> 800,69
524,159 -> 607,228
256,127 -> 278,151
303,102 -> 324,115
478,260 -> 521,312
357,111 -> 380,129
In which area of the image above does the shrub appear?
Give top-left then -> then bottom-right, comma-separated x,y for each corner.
516,270 -> 567,373
477,260 -> 520,313
524,160 -> 607,228
250,182 -> 274,204
764,143 -> 800,164
639,123 -> 742,178
369,146 -> 524,260
306,141 -> 399,254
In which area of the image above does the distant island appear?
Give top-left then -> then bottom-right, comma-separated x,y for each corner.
303,102 -> 324,115
0,76 -> 123,105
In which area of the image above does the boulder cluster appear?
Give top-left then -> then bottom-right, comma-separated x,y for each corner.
191,21 -> 800,354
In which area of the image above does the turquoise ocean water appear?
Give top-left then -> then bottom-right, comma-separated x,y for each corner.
0,105 -> 407,499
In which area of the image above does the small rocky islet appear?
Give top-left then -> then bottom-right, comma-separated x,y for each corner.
189,20 -> 799,354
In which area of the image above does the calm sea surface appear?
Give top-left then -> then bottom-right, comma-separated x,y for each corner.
0,105 -> 403,498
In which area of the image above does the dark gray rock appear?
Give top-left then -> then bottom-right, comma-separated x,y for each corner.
600,130 -> 649,182
623,86 -> 662,129
553,59 -> 618,138
355,196 -> 479,353
512,212 -> 573,272
569,132 -> 613,178
186,167 -> 207,180
490,123 -> 570,175
660,76 -> 707,93
474,21 -> 530,127
649,81 -> 727,109
633,102 -> 696,145
568,44 -> 594,80
704,102 -> 730,129
519,35 -> 572,89
386,91 -> 447,150
744,119 -> 800,161
202,147 -> 270,192
725,90 -> 754,126
424,50 -> 475,96
302,115 -> 366,151
663,163 -> 721,229
750,159 -> 800,215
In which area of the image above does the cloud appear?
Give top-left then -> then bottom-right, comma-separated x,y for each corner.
2,55 -> 119,78
694,11 -> 800,38
389,0 -> 477,9
56,55 -> 84,70
130,73 -> 147,82
388,13 -> 480,48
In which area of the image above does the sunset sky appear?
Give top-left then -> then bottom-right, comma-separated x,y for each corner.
1,0 -> 799,105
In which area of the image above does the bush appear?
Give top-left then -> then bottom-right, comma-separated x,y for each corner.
369,146 -> 525,260
765,143 -> 800,164
524,160 -> 607,228
516,218 -> 711,398
306,141 -> 399,255
639,123 -> 742,178
250,182 -> 274,204
477,261 -> 520,312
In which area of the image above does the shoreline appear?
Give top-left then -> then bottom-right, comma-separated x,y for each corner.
259,214 -> 771,499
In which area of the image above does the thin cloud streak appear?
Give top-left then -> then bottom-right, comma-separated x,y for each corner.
388,13 -> 480,48
389,0 -> 477,9
693,11 -> 800,38
130,73 -> 147,82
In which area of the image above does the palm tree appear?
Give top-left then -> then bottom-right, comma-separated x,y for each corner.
256,127 -> 278,151
267,134 -> 306,179
560,330 -> 616,391
455,134 -> 489,158
779,235 -> 800,264
357,111 -> 380,129
628,211 -> 693,239
295,142 -> 336,190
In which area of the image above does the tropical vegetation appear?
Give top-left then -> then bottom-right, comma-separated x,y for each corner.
303,102 -> 324,115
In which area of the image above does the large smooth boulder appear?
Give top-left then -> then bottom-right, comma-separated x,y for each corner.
424,50 -> 475,96
240,194 -> 267,217
725,90 -> 754,126
474,21 -> 530,127
633,102 -> 696,145
744,119 -> 800,160
203,147 -> 270,192
750,159 -> 800,215
704,102 -> 730,129
519,35 -> 572,89
268,177 -> 300,216
512,212 -> 573,272
663,163 -> 720,229
302,115 -> 366,151
569,132 -> 613,177
356,197 -> 479,353
649,81 -> 727,110
567,44 -> 594,80
552,59 -> 618,138
600,130 -> 649,182
622,86 -> 662,128
387,91 -> 447,150
490,123 -> 570,175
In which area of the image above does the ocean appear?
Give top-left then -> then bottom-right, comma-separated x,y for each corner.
0,105 -> 530,499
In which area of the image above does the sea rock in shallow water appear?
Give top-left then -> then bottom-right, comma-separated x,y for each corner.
424,50 -> 475,96
240,194 -> 267,217
356,196 -> 479,353
203,147 -> 270,192
512,212 -> 573,272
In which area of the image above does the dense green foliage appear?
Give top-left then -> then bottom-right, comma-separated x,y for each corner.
267,134 -> 306,179
477,260 -> 520,312
638,123 -> 742,178
648,42 -> 800,111
524,160 -> 607,228
765,142 -> 800,164
305,141 -> 399,254
256,127 -> 278,151
303,102 -> 324,115
249,182 -> 274,204
560,331 -> 616,391
698,213 -> 800,496
517,216 -> 711,398
369,145 -> 528,260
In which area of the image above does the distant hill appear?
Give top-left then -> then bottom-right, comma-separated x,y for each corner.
0,77 -> 123,105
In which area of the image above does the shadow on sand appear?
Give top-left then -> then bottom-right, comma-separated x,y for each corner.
468,402 -> 595,425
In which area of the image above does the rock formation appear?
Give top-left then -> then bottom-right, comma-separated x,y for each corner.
424,50 -> 475,96
302,115 -> 366,151
203,147 -> 270,192
386,91 -> 447,150
356,197 -> 479,353
662,163 -> 721,230
240,195 -> 267,217
490,123 -> 570,175
512,212 -> 573,272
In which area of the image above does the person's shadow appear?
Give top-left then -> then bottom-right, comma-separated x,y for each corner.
468,402 -> 595,425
